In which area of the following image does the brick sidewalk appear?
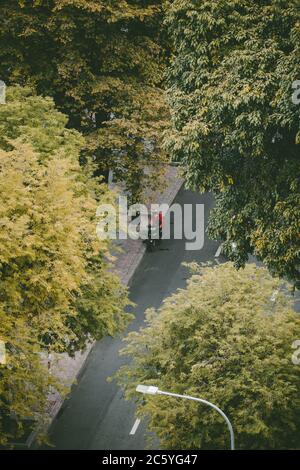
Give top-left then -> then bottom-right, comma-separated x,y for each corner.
46,166 -> 184,423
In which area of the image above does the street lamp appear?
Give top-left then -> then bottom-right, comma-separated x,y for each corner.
136,385 -> 235,450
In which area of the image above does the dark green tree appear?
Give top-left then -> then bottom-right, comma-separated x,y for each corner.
0,0 -> 170,202
165,0 -> 300,287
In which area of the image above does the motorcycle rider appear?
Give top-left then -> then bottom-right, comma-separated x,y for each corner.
148,208 -> 164,242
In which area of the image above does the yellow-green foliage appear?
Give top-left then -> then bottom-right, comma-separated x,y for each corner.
116,263 -> 300,449
0,87 -> 131,445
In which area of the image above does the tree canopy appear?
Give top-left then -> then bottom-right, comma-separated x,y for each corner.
116,263 -> 300,450
0,0 -> 169,202
0,86 -> 131,445
165,0 -> 300,287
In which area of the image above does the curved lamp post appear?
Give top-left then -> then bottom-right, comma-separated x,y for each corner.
136,385 -> 235,450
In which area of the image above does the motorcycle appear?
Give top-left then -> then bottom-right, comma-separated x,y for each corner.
143,218 -> 163,252
141,211 -> 163,252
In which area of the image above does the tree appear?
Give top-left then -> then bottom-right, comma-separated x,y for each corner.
0,0 -> 170,203
0,86 -> 131,445
116,263 -> 300,450
165,0 -> 300,287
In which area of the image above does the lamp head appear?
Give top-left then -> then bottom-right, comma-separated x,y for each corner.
136,385 -> 159,395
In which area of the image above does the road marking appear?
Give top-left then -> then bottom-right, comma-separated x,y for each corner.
129,418 -> 141,436
215,244 -> 222,258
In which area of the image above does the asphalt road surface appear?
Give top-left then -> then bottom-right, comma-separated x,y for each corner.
45,188 -> 218,450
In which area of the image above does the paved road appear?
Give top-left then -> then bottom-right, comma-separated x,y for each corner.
46,189 -> 219,449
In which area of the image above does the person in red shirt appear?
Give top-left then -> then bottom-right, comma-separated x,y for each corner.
158,211 -> 163,239
149,209 -> 164,240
